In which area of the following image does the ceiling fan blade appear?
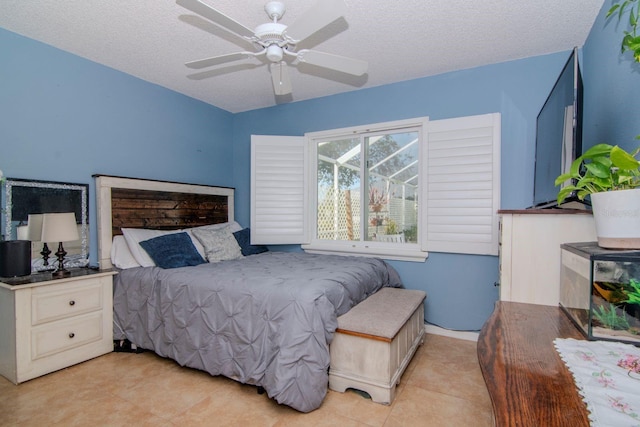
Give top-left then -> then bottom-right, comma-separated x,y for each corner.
270,62 -> 292,95
283,0 -> 347,44
296,50 -> 368,76
176,0 -> 255,39
185,52 -> 257,69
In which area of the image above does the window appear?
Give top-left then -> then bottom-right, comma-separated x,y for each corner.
310,120 -> 422,252
251,113 -> 500,262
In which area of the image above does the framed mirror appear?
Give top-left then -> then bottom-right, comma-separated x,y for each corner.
3,178 -> 89,270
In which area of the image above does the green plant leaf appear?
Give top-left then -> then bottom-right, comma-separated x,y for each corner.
611,145 -> 640,169
569,156 -> 583,176
619,0 -> 632,19
592,176 -> 614,189
582,143 -> 614,159
557,186 -> 576,204
584,161 -> 612,178
607,3 -> 621,17
576,189 -> 591,200
627,36 -> 640,49
555,172 -> 574,186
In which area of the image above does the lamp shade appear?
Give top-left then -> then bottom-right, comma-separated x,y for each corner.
27,214 -> 44,241
40,212 -> 79,243
16,225 -> 29,240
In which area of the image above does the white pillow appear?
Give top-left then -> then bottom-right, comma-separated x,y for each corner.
110,235 -> 142,269
121,228 -> 186,267
191,224 -> 243,263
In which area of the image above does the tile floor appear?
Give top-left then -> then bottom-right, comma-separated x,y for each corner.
0,334 -> 493,426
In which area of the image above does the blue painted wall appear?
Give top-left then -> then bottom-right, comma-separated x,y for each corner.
1,28 -> 234,261
583,3 -> 640,153
232,53 -> 570,330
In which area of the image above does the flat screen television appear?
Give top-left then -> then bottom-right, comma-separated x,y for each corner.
532,47 -> 583,208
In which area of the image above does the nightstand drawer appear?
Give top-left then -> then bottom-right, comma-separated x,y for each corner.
31,279 -> 104,325
31,312 -> 104,360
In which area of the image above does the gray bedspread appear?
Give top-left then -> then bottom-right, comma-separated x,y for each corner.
112,251 -> 402,412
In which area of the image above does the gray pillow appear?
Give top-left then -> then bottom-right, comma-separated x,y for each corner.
191,224 -> 243,263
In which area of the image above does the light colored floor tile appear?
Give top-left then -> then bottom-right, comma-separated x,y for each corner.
275,409 -> 373,427
65,351 -> 180,391
408,335 -> 492,408
0,333 -> 492,426
109,363 -> 233,420
384,385 -> 494,427
171,387 -> 284,427
318,389 -> 392,426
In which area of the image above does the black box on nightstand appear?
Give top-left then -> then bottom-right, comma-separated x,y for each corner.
0,240 -> 31,277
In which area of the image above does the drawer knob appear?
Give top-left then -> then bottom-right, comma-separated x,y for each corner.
68,332 -> 75,339
69,300 -> 75,306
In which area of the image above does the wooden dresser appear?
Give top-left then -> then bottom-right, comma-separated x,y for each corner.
477,301 -> 590,426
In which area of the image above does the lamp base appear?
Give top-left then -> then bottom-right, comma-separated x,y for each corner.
40,242 -> 51,267
52,242 -> 70,278
52,268 -> 71,278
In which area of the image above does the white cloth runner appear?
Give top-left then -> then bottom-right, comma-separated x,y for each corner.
554,338 -> 640,426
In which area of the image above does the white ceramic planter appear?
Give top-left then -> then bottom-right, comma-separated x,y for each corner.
591,189 -> 640,249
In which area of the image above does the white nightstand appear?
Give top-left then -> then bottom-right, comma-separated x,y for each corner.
0,269 -> 116,384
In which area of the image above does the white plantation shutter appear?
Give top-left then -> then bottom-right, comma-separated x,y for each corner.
251,135 -> 308,244
423,113 -> 501,255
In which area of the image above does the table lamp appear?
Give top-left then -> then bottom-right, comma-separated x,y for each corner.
27,213 -> 53,269
40,212 -> 79,278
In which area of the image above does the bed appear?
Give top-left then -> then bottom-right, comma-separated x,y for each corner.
94,175 -> 402,413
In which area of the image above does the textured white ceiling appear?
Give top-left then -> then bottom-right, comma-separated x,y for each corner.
0,0 -> 604,113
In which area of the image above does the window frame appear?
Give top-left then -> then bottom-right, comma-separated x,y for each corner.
303,117 -> 429,262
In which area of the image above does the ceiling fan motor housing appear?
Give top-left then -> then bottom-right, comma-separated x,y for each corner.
254,22 -> 286,44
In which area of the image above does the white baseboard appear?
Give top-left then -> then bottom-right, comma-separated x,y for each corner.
424,323 -> 479,342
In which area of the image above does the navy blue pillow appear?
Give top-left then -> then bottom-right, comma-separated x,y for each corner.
139,232 -> 205,269
233,228 -> 268,256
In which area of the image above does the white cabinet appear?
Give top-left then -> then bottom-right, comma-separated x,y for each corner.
0,270 -> 115,384
499,211 -> 596,306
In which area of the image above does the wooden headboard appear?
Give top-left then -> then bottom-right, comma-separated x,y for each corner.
94,175 -> 235,269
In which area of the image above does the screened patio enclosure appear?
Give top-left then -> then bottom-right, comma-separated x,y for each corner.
316,131 -> 419,244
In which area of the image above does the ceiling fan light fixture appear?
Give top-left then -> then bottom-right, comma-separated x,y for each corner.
266,44 -> 284,62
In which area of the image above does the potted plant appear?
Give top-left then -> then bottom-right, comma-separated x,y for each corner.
555,144 -> 640,248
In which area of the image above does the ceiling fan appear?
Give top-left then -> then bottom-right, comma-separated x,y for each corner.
176,0 -> 368,96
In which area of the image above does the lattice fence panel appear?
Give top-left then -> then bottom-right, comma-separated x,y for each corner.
388,198 -> 418,233
317,188 -> 419,242
317,187 -> 360,240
